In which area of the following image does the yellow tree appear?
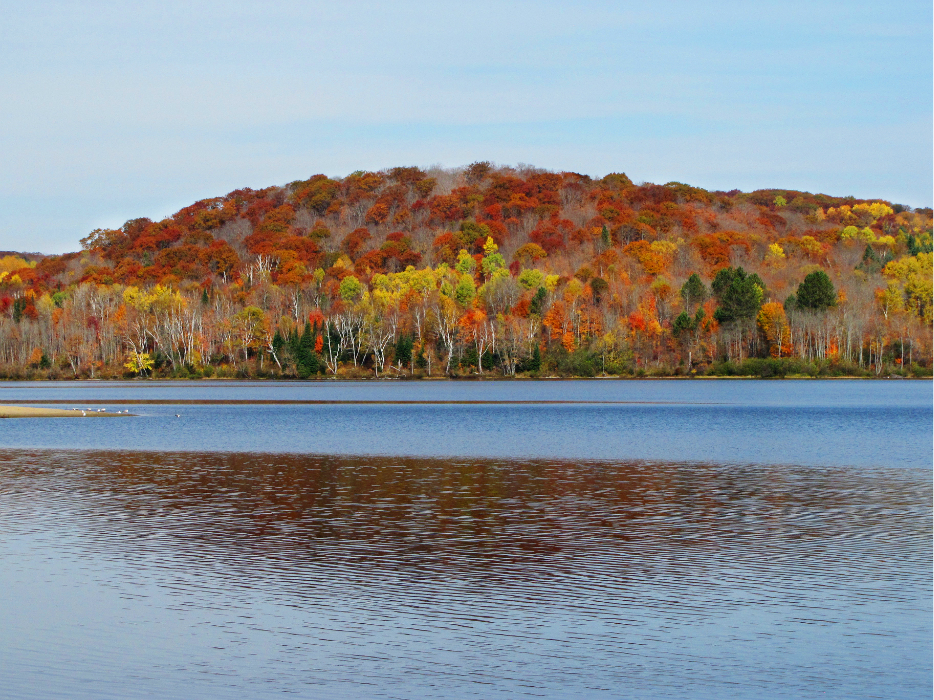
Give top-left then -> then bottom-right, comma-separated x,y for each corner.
124,352 -> 154,377
884,252 -> 933,324
232,306 -> 266,364
433,294 -> 461,374
367,276 -> 404,375
757,302 -> 789,358
403,266 -> 438,373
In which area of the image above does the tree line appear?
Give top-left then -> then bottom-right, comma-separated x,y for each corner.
0,163 -> 930,379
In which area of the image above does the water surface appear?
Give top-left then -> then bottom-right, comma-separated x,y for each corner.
0,381 -> 930,699
0,380 -> 930,467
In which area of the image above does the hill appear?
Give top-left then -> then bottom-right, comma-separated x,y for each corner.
0,163 -> 931,379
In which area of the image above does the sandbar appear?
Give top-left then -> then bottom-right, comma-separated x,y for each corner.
0,406 -> 134,418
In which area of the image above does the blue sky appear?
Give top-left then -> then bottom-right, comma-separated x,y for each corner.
1,0 -> 931,253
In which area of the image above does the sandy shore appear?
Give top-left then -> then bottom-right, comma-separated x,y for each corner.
0,406 -> 135,418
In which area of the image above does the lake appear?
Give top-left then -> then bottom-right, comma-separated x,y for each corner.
0,380 -> 930,699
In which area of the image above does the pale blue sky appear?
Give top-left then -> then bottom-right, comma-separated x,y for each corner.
1,0 -> 931,253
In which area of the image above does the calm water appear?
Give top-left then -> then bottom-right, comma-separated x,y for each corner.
0,379 -> 930,467
0,381 -> 930,699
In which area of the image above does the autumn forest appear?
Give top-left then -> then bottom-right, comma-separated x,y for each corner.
1,163 -> 931,379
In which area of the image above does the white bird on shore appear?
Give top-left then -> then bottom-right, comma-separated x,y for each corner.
81,411 -> 86,416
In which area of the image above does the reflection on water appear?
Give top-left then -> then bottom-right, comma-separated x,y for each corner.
0,449 -> 929,699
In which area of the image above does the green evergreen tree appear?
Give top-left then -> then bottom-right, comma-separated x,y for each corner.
796,270 -> 836,311
711,267 -> 737,299
394,334 -> 413,367
680,273 -> 708,309
528,344 -> 541,372
672,311 -> 694,336
600,224 -> 611,249
293,322 -> 316,377
272,329 -> 285,355
712,267 -> 765,323
300,322 -> 313,353
12,298 -> 26,323
529,287 -> 547,316
590,277 -> 608,305
856,244 -> 882,274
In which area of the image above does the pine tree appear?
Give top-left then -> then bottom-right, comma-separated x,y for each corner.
600,224 -> 611,249
856,244 -> 882,274
394,334 -> 413,367
796,270 -> 836,311
12,298 -> 25,323
528,344 -> 541,372
712,267 -> 765,323
529,287 -> 547,316
297,322 -> 316,377
272,329 -> 285,355
680,273 -> 708,309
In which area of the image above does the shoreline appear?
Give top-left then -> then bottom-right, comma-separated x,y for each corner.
0,375 -> 928,383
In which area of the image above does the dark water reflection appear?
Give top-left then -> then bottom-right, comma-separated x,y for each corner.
0,449 -> 929,699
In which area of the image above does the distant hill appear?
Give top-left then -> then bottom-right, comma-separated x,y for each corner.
0,163 -> 930,379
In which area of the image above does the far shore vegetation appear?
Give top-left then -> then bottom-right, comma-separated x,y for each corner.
0,164 -> 930,382
3,353 -> 930,381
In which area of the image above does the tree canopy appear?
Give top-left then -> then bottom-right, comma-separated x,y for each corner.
0,163 -> 930,379
796,270 -> 837,311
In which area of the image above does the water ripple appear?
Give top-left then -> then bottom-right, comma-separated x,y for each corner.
0,449 -> 930,699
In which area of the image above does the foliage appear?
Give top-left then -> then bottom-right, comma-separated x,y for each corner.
795,270 -> 836,311
712,267 -> 764,323
680,273 -> 707,308
707,357 -> 813,378
125,352 -> 154,376
0,164 -> 930,379
339,275 -> 363,301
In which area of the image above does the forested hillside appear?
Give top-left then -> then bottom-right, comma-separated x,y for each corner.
1,163 -> 931,379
